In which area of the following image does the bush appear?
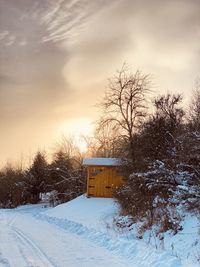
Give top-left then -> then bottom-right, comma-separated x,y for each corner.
0,166 -> 25,208
114,160 -> 184,236
48,150 -> 87,204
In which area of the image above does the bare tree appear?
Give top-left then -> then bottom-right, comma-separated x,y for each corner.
188,79 -> 200,131
54,135 -> 83,168
154,94 -> 184,127
84,120 -> 123,158
100,64 -> 151,160
95,120 -> 123,157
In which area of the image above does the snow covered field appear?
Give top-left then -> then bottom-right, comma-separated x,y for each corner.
0,195 -> 199,267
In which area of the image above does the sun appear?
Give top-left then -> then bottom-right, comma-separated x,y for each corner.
57,118 -> 94,153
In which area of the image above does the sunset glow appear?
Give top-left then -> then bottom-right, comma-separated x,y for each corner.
0,0 -> 199,164
57,118 -> 94,153
0,2 -> 199,265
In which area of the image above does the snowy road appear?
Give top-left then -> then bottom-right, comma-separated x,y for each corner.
0,208 -> 135,267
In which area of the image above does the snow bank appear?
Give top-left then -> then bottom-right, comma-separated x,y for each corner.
44,195 -> 118,231
163,216 -> 200,263
35,195 -> 199,267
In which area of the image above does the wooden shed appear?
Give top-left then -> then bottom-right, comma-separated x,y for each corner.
83,157 -> 124,198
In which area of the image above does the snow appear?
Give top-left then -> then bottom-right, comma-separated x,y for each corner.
83,157 -> 120,166
163,216 -> 200,263
43,196 -> 200,267
45,195 -> 118,230
0,195 -> 199,267
0,204 -> 132,267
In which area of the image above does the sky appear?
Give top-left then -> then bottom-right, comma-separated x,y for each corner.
0,0 -> 200,166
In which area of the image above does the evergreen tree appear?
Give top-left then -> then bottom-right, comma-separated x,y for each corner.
24,151 -> 49,203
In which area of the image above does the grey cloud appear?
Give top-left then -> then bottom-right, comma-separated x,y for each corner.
0,73 -> 16,84
0,0 -> 68,113
0,0 -> 200,165
0,0 -> 116,128
0,0 -> 113,165
67,0 -> 200,87
40,0 -> 114,43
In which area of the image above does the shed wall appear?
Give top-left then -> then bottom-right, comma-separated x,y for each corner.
87,165 -> 123,198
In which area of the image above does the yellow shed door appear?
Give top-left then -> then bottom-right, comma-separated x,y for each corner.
87,166 -> 123,198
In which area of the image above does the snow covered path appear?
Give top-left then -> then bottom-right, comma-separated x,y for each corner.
0,207 -> 135,267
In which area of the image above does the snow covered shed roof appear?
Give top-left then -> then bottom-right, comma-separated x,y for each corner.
83,157 -> 121,166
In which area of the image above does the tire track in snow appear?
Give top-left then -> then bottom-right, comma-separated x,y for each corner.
11,226 -> 58,267
0,213 -> 12,267
35,214 -> 181,267
0,210 -> 18,229
0,255 -> 11,267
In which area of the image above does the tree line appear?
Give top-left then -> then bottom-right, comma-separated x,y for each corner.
0,138 -> 86,208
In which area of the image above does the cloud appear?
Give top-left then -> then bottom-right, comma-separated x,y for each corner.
0,30 -> 9,40
0,0 -> 117,129
63,0 -> 200,97
18,38 -> 27,46
40,0 -> 115,44
5,34 -> 16,46
0,0 -> 200,165
0,73 -> 15,84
